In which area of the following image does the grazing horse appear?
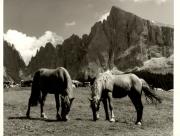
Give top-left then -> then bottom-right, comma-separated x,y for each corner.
26,67 -> 74,121
89,71 -> 161,125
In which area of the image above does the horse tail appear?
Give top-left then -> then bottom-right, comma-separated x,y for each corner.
29,70 -> 41,106
141,79 -> 162,104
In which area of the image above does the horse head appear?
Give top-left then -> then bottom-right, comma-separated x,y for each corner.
61,95 -> 74,121
89,80 -> 102,121
89,96 -> 100,121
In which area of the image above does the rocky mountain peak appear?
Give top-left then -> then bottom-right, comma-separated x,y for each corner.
5,6 -> 173,82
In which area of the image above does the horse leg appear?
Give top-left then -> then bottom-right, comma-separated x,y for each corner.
40,92 -> 48,119
55,94 -> 61,120
26,98 -> 31,118
102,98 -> 109,120
96,110 -> 100,120
108,92 -> 115,122
128,91 -> 143,125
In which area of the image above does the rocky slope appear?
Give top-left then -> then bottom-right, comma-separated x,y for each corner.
3,40 -> 26,82
21,6 -> 174,81
84,6 -> 173,76
26,42 -> 58,75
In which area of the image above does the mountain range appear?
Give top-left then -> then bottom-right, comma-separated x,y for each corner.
4,6 -> 174,84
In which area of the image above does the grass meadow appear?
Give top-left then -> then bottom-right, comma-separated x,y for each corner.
4,87 -> 173,136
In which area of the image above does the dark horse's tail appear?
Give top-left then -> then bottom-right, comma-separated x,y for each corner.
141,79 -> 162,104
28,70 -> 41,106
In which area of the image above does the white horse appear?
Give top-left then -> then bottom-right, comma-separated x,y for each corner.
89,71 -> 161,125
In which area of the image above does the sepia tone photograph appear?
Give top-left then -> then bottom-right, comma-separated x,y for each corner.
3,0 -> 174,135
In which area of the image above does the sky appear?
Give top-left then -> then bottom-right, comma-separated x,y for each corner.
3,0 -> 174,65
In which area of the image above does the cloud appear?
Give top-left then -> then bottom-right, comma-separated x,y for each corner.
113,0 -> 169,4
4,30 -> 63,65
65,21 -> 76,27
36,31 -> 63,48
99,12 -> 110,22
133,0 -> 168,4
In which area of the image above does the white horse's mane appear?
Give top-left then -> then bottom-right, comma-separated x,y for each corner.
95,70 -> 114,89
92,70 -> 113,99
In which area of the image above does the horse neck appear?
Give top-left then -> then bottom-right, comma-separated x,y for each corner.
61,76 -> 73,99
64,86 -> 73,99
63,70 -> 74,99
92,81 -> 102,100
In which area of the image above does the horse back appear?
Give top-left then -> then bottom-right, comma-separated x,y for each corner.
112,74 -> 142,94
36,67 -> 72,93
113,74 -> 133,90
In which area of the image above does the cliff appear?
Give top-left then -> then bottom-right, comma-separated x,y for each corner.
25,6 -> 174,81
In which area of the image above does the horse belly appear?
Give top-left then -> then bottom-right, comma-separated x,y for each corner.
40,80 -> 62,94
112,86 -> 128,98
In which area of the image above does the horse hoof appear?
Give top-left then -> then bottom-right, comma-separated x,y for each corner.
93,117 -> 99,121
96,114 -> 100,120
56,114 -> 61,120
61,118 -> 69,121
42,116 -> 48,119
110,118 -> 115,122
56,117 -> 61,121
41,113 -> 48,119
61,116 -> 69,121
136,122 -> 142,125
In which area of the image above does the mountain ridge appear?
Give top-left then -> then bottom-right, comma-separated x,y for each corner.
4,6 -> 174,83
25,6 -> 174,80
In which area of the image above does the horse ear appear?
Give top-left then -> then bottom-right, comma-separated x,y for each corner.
70,98 -> 75,103
88,97 -> 93,102
90,77 -> 96,86
69,98 -> 74,106
60,95 -> 65,100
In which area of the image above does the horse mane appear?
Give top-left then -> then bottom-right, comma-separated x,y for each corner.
92,71 -> 114,98
58,67 -> 74,99
96,70 -> 112,83
109,69 -> 125,75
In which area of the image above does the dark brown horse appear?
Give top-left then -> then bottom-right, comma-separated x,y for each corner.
89,71 -> 161,125
26,67 -> 74,121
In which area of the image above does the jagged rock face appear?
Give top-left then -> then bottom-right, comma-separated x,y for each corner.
3,41 -> 26,82
27,35 -> 88,79
27,42 -> 57,76
56,34 -> 91,80
27,6 -> 173,81
86,6 -> 173,72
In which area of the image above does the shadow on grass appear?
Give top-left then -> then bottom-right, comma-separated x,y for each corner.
75,118 -> 95,122
45,119 -> 64,122
8,116 -> 89,122
8,116 -> 130,124
74,118 -> 127,123
8,116 -> 42,121
8,116 -> 68,122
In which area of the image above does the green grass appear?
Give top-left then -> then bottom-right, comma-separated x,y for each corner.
4,87 -> 173,136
